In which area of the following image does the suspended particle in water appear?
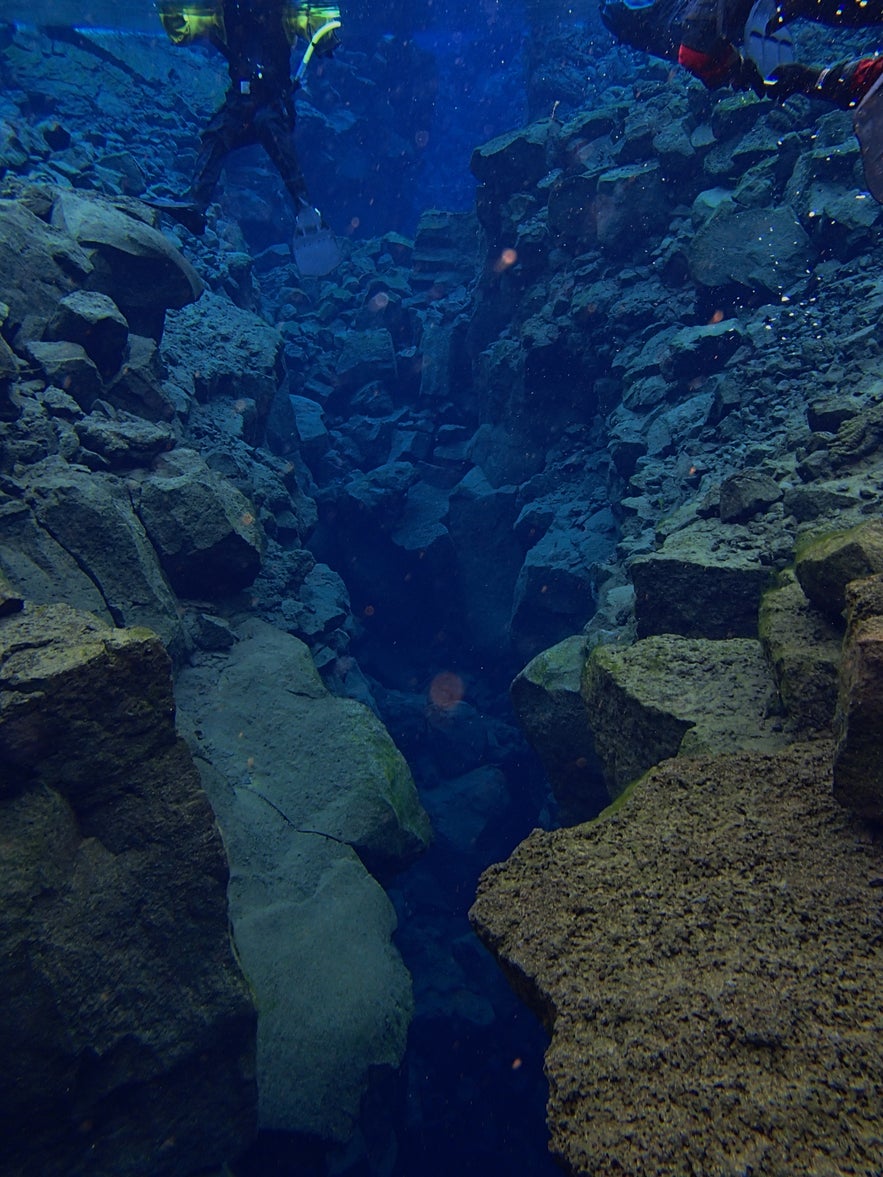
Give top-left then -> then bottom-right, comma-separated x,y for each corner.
493,247 -> 518,273
428,671 -> 464,710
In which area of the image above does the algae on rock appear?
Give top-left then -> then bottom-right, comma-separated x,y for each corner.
175,618 -> 432,1142
582,633 -> 786,795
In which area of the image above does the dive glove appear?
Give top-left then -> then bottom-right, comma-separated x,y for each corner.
765,63 -> 823,104
729,53 -> 765,98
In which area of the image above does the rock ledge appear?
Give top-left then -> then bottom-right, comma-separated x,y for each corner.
471,741 -> 883,1177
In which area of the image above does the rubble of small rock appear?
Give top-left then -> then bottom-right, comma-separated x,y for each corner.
4,8 -> 883,1177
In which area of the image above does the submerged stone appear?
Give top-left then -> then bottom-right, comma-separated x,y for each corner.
582,633 -> 784,795
471,741 -> 883,1177
794,517 -> 883,619
833,574 -> 883,821
0,603 -> 257,1176
758,569 -> 842,732
175,619 -> 431,1141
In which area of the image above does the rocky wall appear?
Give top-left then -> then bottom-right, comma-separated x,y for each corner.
7,10 -> 883,1175
0,599 -> 257,1177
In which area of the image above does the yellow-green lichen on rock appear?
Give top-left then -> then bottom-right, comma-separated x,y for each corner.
833,573 -> 883,821
758,568 -> 842,732
582,633 -> 787,795
0,601 -> 257,1176
470,740 -> 883,1177
794,515 -> 883,619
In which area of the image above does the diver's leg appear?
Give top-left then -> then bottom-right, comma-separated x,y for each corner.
255,97 -> 310,209
769,57 -> 883,108
190,102 -> 243,208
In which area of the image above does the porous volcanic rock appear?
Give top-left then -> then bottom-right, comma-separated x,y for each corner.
471,741 -> 883,1177
833,574 -> 883,821
0,602 -> 257,1177
582,634 -> 785,795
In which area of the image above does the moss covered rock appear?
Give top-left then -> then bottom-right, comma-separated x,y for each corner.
0,602 -> 257,1176
758,569 -> 842,732
833,574 -> 883,821
629,518 -> 774,639
794,517 -> 883,619
175,618 -> 431,1140
582,633 -> 785,795
471,741 -> 883,1177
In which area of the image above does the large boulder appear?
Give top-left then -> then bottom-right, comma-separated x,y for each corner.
660,319 -> 745,384
20,339 -> 103,410
510,634 -> 607,822
448,468 -> 523,655
0,495 -> 111,623
161,290 -> 285,429
470,120 -> 557,195
594,161 -> 668,252
44,289 -> 130,379
510,509 -> 618,661
630,519 -> 775,639
6,460 -> 185,657
688,203 -> 815,295
0,196 -> 93,344
333,328 -> 398,395
471,740 -> 883,1177
107,333 -> 178,421
135,448 -> 265,598
719,468 -> 783,523
50,189 -> 203,336
794,517 -> 883,620
833,574 -> 883,821
74,408 -> 177,471
175,619 -> 432,1141
0,602 -> 257,1177
582,634 -> 785,795
758,570 -> 842,732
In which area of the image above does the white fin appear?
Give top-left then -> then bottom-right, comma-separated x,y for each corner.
293,207 -> 341,277
743,0 -> 794,80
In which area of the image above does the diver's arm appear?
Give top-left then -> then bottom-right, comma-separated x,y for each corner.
768,56 -> 883,108
286,3 -> 342,54
158,2 -> 225,47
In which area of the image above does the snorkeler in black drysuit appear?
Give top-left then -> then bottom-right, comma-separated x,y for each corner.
599,0 -> 883,108
153,0 -> 340,236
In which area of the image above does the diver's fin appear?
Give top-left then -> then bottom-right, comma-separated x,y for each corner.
854,74 -> 883,204
293,206 -> 340,277
743,0 -> 794,80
